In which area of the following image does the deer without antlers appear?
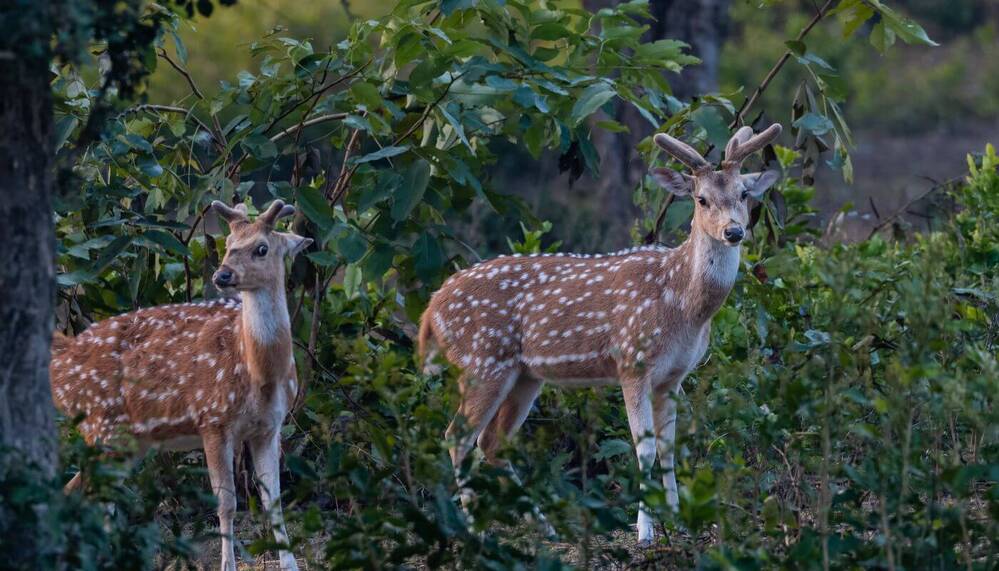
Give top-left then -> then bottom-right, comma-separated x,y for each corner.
418,124 -> 782,543
50,200 -> 312,571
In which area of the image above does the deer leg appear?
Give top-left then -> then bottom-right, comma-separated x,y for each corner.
653,382 -> 681,513
249,430 -> 298,571
445,367 -> 519,509
64,471 -> 85,494
477,373 -> 542,467
621,378 -> 657,545
203,431 -> 237,571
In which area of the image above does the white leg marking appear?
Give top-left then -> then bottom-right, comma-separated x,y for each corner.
250,431 -> 299,571
623,381 -> 657,544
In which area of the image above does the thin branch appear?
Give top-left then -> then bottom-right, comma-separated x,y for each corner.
129,104 -> 223,151
643,194 -> 676,245
327,127 -> 364,204
157,49 -> 205,100
269,113 -> 348,143
866,176 -> 961,239
729,0 -> 835,129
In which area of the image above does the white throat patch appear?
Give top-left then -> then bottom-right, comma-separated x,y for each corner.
240,288 -> 289,345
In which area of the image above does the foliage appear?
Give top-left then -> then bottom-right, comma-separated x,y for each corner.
29,0 -> 999,569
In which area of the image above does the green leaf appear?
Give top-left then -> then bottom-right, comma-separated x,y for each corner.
691,106 -> 729,149
349,81 -> 383,110
141,230 -> 189,256
306,251 -> 340,267
413,232 -> 444,282
334,225 -> 368,263
342,263 -> 362,298
440,0 -> 476,16
785,40 -> 806,56
877,6 -> 938,46
570,82 -> 617,126
296,186 -> 335,234
439,103 -> 471,151
793,112 -> 835,136
869,21 -> 896,54
362,242 -> 395,279
594,439 -> 632,461
57,235 -> 132,287
392,160 -> 431,222
136,155 -> 164,178
349,145 -> 410,165
241,134 -> 278,160
54,116 -> 78,152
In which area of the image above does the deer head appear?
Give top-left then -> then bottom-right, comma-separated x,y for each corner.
650,124 -> 782,246
211,200 -> 312,291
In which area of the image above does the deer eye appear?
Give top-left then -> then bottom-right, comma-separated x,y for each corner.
696,196 -> 708,207
741,189 -> 750,201
253,244 -> 268,257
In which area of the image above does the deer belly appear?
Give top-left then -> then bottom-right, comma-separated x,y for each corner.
544,376 -> 618,388
152,434 -> 204,451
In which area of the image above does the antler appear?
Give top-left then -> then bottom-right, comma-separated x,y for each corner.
653,133 -> 710,172
724,123 -> 782,165
212,201 -> 249,225
258,200 -> 296,227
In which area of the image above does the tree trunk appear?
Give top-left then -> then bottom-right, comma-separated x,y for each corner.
582,0 -> 732,237
0,52 -> 59,477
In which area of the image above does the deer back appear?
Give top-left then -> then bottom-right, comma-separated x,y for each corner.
50,298 -> 293,446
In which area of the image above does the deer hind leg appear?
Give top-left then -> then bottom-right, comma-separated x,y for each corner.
249,429 -> 298,571
445,366 -> 520,509
203,431 -> 237,571
621,377 -> 658,545
653,382 -> 681,513
64,471 -> 85,494
476,373 -> 555,537
476,372 -> 542,467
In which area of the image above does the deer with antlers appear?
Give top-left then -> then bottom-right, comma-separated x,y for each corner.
50,200 -> 311,571
418,124 -> 782,543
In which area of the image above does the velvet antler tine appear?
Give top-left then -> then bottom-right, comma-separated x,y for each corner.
212,201 -> 249,224
653,133 -> 710,171
727,124 -> 782,164
258,200 -> 287,227
725,126 -> 754,161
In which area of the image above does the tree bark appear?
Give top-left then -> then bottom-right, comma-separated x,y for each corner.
581,0 -> 732,235
0,52 -> 59,477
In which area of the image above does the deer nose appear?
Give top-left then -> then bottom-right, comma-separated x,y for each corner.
724,226 -> 744,244
213,267 -> 235,288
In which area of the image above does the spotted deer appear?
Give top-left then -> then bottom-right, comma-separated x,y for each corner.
418,124 -> 782,543
50,200 -> 312,571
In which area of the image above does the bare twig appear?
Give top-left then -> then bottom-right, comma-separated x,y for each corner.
729,0 -> 835,129
269,113 -> 348,143
643,194 -> 676,245
866,175 -> 961,239
157,49 -> 205,100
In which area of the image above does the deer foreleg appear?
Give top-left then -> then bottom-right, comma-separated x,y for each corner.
622,379 -> 657,544
249,430 -> 298,571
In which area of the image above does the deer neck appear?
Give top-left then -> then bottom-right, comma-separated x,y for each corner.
238,280 -> 292,386
679,224 -> 740,323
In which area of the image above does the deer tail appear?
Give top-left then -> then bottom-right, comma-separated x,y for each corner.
417,309 -> 443,376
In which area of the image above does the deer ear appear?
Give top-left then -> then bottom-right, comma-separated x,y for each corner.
276,232 -> 313,257
740,170 -> 781,198
650,167 -> 694,196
